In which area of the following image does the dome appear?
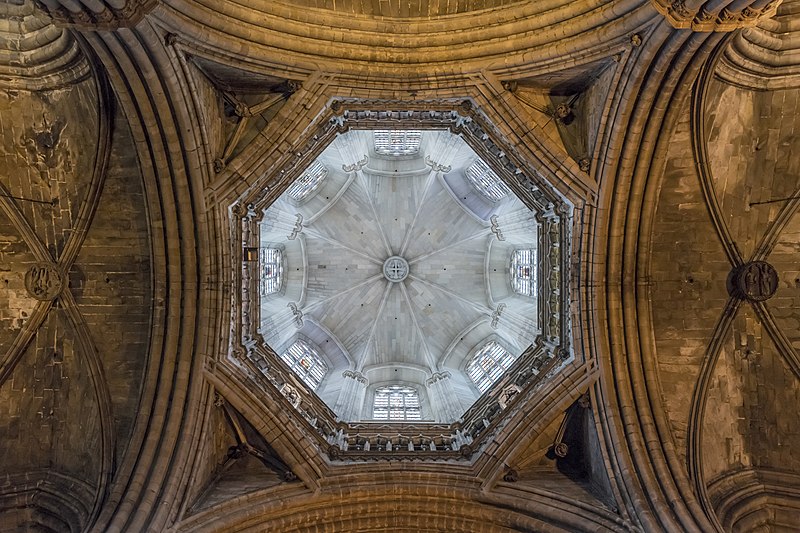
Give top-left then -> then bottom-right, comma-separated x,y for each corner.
257,129 -> 541,422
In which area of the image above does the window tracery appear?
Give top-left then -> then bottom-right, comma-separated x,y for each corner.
465,159 -> 511,201
372,385 -> 421,420
373,130 -> 422,156
260,247 -> 283,296
286,160 -> 327,201
466,341 -> 517,393
510,248 -> 536,297
280,339 -> 328,390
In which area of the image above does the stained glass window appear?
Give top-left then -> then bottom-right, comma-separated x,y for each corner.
465,159 -> 511,202
466,341 -> 517,393
373,130 -> 422,156
372,385 -> 421,421
280,339 -> 328,390
260,248 -> 283,296
510,248 -> 536,297
286,160 -> 327,201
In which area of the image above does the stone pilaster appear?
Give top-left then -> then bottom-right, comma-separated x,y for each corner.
425,372 -> 463,423
333,370 -> 368,421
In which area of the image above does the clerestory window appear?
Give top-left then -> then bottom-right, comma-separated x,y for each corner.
466,341 -> 517,393
465,159 -> 511,202
286,160 -> 327,201
510,248 -> 536,297
260,247 -> 283,296
373,130 -> 422,156
372,385 -> 421,421
280,339 -> 328,390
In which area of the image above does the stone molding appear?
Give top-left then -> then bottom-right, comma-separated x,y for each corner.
652,0 -> 782,31
34,0 -> 157,30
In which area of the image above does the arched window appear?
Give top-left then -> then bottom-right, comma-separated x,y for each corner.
466,341 -> 517,393
373,130 -> 422,156
286,160 -> 327,201
280,339 -> 328,390
260,247 -> 283,296
510,248 -> 536,297
465,159 -> 511,202
372,385 -> 421,421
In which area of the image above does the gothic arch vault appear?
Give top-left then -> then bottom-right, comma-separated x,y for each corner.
1,0 -> 798,532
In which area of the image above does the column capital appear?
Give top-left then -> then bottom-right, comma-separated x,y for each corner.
342,370 -> 368,384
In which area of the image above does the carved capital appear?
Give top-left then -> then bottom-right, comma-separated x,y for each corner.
425,371 -> 452,386
342,370 -> 368,384
424,155 -> 451,173
342,155 -> 368,172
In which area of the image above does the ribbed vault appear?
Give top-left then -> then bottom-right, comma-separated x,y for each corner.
1,0 -> 798,532
258,129 -> 540,422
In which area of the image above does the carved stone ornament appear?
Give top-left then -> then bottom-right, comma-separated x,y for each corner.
502,468 -> 519,482
498,384 -> 521,410
328,444 -> 341,459
213,392 -> 225,407
577,393 -> 591,409
383,256 -> 409,283
730,261 -> 778,302
342,370 -> 368,384
25,263 -> 64,301
553,442 -> 569,458
280,383 -> 302,407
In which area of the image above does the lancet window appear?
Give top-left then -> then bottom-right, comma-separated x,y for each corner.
286,160 -> 327,201
510,248 -> 536,297
372,385 -> 421,421
465,159 -> 511,202
466,341 -> 517,393
280,339 -> 328,390
260,247 -> 283,296
373,130 -> 422,156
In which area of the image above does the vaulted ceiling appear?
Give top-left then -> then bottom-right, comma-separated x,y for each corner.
1,0 -> 799,532
257,129 -> 540,422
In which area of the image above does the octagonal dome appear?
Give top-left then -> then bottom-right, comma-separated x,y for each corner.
257,129 -> 541,423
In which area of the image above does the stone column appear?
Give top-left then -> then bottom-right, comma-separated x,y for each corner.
333,370 -> 368,421
426,371 -> 463,423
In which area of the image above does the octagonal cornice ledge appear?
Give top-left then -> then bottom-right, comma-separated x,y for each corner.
652,0 -> 782,31
224,98 -> 578,466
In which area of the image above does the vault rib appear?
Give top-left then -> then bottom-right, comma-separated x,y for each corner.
399,169 -> 437,257
398,280 -> 437,372
355,280 -> 393,371
355,169 -> 394,257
